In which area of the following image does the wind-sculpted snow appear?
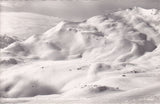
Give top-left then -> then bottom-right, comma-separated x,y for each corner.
0,7 -> 160,103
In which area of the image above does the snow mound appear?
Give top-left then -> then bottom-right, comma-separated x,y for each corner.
63,84 -> 120,97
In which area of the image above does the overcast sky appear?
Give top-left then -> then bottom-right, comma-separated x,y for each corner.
0,0 -> 160,20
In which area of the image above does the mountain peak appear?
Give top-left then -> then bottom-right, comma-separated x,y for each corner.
125,7 -> 159,16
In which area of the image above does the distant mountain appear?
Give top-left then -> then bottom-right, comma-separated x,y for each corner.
0,35 -> 19,49
0,12 -> 62,39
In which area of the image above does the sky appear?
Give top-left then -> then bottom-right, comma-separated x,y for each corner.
0,0 -> 160,20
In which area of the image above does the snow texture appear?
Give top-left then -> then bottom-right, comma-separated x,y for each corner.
0,7 -> 160,104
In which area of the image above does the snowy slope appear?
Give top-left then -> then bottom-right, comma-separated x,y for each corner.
0,12 -> 62,39
0,7 -> 160,103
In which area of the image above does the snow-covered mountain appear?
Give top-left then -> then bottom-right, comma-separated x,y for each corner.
0,7 -> 160,103
1,7 -> 160,62
0,35 -> 19,49
0,12 -> 62,39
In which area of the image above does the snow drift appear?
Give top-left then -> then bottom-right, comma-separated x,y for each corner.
0,7 -> 160,103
